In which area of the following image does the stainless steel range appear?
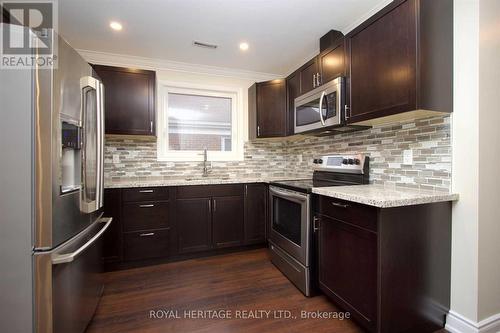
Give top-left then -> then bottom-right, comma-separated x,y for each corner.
268,154 -> 369,296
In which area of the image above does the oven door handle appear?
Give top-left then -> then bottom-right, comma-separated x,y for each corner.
269,186 -> 308,202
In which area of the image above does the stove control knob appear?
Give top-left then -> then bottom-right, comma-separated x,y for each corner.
313,159 -> 319,164
318,159 -> 323,164
348,158 -> 354,165
342,159 -> 348,165
354,158 -> 360,165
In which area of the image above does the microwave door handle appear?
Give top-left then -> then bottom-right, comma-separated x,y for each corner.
318,91 -> 326,126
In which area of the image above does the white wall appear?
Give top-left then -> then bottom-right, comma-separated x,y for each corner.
450,0 -> 480,322
449,0 -> 500,330
478,0 -> 500,322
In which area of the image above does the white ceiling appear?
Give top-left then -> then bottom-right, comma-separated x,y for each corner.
59,0 -> 391,76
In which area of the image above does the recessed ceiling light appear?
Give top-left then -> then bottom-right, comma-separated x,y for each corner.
239,42 -> 249,51
109,21 -> 123,31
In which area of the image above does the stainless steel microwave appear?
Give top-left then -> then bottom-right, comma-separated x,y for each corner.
294,77 -> 344,134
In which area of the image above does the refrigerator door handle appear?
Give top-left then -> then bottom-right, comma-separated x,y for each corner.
80,76 -> 102,213
51,217 -> 112,265
97,81 -> 105,209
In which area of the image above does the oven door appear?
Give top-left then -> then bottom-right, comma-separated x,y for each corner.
294,77 -> 343,134
269,186 -> 310,266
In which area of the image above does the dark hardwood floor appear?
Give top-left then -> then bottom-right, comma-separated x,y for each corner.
87,249 -> 449,333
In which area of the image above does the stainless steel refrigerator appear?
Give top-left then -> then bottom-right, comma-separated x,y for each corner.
0,24 -> 111,333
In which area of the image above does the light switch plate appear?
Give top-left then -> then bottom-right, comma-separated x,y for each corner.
113,154 -> 120,164
403,149 -> 413,165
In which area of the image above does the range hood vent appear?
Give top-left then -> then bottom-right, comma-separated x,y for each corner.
193,41 -> 218,49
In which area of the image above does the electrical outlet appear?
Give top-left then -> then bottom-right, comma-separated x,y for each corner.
403,149 -> 413,165
113,154 -> 120,164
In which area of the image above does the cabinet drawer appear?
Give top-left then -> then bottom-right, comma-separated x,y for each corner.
318,196 -> 377,232
122,202 -> 169,232
122,187 -> 169,202
176,184 -> 243,199
123,229 -> 169,261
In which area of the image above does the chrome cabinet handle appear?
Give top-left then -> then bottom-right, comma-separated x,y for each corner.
257,125 -> 260,137
316,72 -> 321,86
139,204 -> 155,208
313,216 -> 320,233
345,105 -> 351,120
139,232 -> 155,237
313,74 -> 316,88
139,189 -> 154,193
213,199 -> 216,212
208,199 -> 211,212
150,120 -> 153,133
331,201 -> 349,208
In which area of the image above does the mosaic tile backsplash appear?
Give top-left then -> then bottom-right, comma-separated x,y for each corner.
105,115 -> 452,191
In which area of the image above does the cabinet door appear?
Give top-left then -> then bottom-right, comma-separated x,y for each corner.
102,189 -> 122,263
93,65 -> 155,135
256,80 -> 286,137
318,215 -> 377,331
212,196 -> 244,248
319,43 -> 345,83
244,184 -> 267,245
286,71 -> 300,135
176,198 -> 212,254
347,0 -> 416,123
299,57 -> 319,94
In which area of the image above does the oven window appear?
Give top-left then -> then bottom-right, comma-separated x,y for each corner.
272,196 -> 302,246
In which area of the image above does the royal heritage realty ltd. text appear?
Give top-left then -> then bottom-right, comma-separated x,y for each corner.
149,309 -> 351,320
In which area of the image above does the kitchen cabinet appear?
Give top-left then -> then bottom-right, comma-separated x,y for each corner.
176,198 -> 212,254
318,43 -> 346,84
243,183 -> 268,245
285,70 -> 300,135
102,189 -> 122,264
248,79 -> 287,139
212,196 -> 244,248
175,184 -> 244,253
346,0 -> 453,125
299,57 -> 319,94
92,65 -> 156,136
315,195 -> 452,333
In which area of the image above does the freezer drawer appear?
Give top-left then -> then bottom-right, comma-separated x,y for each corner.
34,217 -> 112,333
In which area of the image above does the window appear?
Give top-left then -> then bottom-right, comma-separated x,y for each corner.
157,82 -> 243,161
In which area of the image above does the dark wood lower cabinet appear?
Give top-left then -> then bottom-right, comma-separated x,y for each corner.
176,198 -> 212,254
244,183 -> 267,244
102,183 -> 267,269
318,215 -> 377,330
212,196 -> 244,248
316,195 -> 452,333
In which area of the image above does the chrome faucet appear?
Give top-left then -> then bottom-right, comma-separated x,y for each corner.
202,148 -> 212,177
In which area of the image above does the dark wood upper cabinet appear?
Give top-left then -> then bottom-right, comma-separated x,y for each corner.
248,79 -> 287,139
92,65 -> 156,136
285,70 -> 300,135
243,183 -> 268,245
346,0 -> 453,125
212,196 -> 244,248
299,57 -> 319,94
318,42 -> 346,84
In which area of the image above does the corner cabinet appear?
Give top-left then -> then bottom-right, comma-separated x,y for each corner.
346,0 -> 453,125
248,79 -> 287,139
315,195 -> 452,333
92,65 -> 156,136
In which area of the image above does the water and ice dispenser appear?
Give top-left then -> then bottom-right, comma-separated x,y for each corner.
60,122 -> 82,193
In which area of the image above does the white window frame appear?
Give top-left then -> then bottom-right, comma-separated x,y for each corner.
157,80 -> 244,162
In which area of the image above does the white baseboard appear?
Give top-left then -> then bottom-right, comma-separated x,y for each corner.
446,311 -> 500,333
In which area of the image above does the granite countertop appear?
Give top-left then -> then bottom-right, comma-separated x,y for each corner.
104,176 -> 295,189
312,184 -> 459,208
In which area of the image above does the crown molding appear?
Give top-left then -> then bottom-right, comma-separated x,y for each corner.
340,0 -> 393,35
77,49 -> 282,81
